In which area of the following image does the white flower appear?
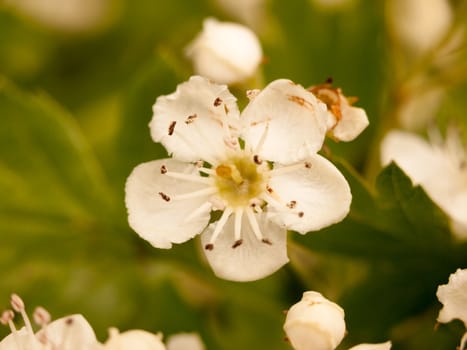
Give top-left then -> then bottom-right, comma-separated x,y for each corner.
386,0 -> 453,53
309,80 -> 369,142
284,291 -> 346,350
347,342 -> 392,350
381,129 -> 467,239
437,268 -> 467,350
0,294 -> 98,350
5,0 -> 111,32
101,328 -> 166,350
166,333 -> 205,350
284,291 -> 391,350
125,76 -> 352,282
185,18 -> 263,85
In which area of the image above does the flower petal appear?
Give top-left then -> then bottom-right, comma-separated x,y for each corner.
37,314 -> 98,350
201,212 -> 288,281
437,268 -> 467,327
267,154 -> 351,233
241,79 -> 328,164
125,159 -> 212,248
150,76 -> 240,163
185,18 -> 263,84
330,104 -> 369,142
166,333 -> 205,350
347,342 -> 392,350
104,329 -> 166,350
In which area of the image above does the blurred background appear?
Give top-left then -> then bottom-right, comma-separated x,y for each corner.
0,0 -> 466,349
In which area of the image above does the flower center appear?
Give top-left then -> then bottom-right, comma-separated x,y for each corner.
214,155 -> 266,208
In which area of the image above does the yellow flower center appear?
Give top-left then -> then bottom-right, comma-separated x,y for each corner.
214,156 -> 265,207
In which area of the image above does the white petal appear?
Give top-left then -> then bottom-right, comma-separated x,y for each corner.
347,342 -> 392,350
284,291 -> 346,350
186,18 -> 263,84
330,104 -> 369,142
166,333 -> 205,350
381,130 -> 467,240
150,76 -> 240,163
37,314 -> 98,350
267,154 -> 351,234
104,329 -> 165,350
201,212 -> 288,281
437,268 -> 467,327
241,79 -> 328,164
0,328 -> 39,350
125,159 -> 212,248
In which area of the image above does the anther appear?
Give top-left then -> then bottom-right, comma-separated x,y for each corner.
304,162 -> 312,168
10,294 -> 24,312
168,121 -> 176,136
287,200 -> 297,209
246,89 -> 260,100
232,239 -> 243,248
33,307 -> 51,326
160,165 -> 167,174
253,155 -> 262,165
205,243 -> 214,251
185,114 -> 197,124
213,97 -> 223,106
158,192 -> 170,202
298,211 -> 304,218
266,185 -> 273,194
65,317 -> 74,325
262,238 -> 272,245
1,310 -> 14,325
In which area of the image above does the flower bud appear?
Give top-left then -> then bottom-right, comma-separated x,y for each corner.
104,328 -> 166,350
284,291 -> 346,350
186,18 -> 263,84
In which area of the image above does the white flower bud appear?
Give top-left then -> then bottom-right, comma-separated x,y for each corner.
166,333 -> 205,350
103,328 -> 166,350
284,291 -> 346,350
347,341 -> 392,350
186,18 -> 263,84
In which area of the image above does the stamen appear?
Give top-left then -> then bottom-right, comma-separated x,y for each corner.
33,307 -> 50,326
185,114 -> 198,124
184,201 -> 213,223
1,310 -> 14,325
246,89 -> 260,101
253,122 -> 270,155
207,207 -> 233,247
160,165 -> 167,174
298,211 -> 304,218
164,170 -> 213,185
234,208 -> 244,242
1,309 -> 22,350
168,121 -> 176,136
262,238 -> 272,245
287,200 -> 297,209
245,207 -> 264,241
253,155 -> 262,165
213,97 -> 223,106
171,187 -> 217,201
268,162 -> 311,177
232,240 -> 243,248
58,317 -> 75,349
11,294 -> 34,338
261,193 -> 305,218
158,192 -> 170,202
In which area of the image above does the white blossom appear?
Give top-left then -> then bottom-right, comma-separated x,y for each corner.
381,129 -> 467,239
0,294 -> 98,350
309,80 -> 369,142
101,328 -> 166,350
284,291 -> 346,350
347,342 -> 392,350
385,0 -> 453,54
5,0 -> 111,32
284,291 -> 392,350
125,76 -> 352,282
166,333 -> 205,350
437,268 -> 467,350
185,18 -> 263,84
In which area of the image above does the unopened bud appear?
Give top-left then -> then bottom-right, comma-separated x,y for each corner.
283,291 -> 346,350
10,294 -> 25,312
